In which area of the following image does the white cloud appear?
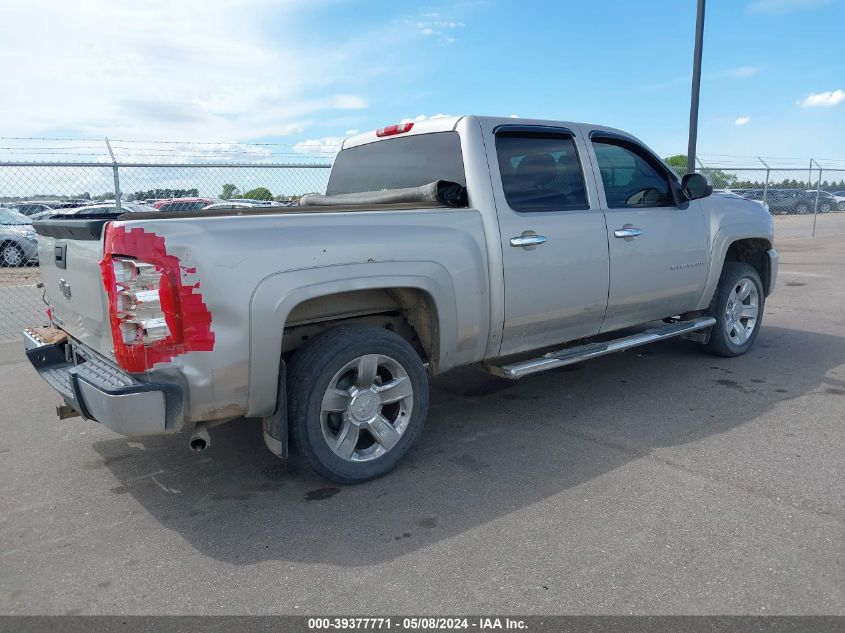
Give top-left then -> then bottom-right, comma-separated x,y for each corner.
748,0 -> 832,15
0,0 -> 370,141
293,136 -> 344,158
734,116 -> 752,126
399,114 -> 454,124
408,12 -> 465,45
798,90 -> 845,108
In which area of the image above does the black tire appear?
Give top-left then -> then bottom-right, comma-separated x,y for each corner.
0,243 -> 25,267
794,203 -> 810,214
701,262 -> 764,357
819,202 -> 832,213
837,201 -> 845,212
287,325 -> 429,484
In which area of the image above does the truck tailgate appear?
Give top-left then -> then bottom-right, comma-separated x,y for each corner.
33,218 -> 114,358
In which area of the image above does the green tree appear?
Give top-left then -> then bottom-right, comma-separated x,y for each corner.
663,154 -> 738,188
663,155 -> 689,174
221,184 -> 240,200
242,186 -> 273,201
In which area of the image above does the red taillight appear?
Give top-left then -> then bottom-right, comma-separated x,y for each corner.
376,122 -> 414,137
100,223 -> 214,372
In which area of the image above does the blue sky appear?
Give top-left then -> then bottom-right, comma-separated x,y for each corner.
1,0 -> 843,165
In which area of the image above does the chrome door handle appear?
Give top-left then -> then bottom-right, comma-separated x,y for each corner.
510,233 -> 548,248
614,227 -> 643,238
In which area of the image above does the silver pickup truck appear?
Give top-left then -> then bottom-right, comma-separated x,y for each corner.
25,115 -> 777,483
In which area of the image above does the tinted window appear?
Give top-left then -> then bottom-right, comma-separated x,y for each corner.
158,201 -> 208,212
327,132 -> 465,195
19,205 -> 47,215
495,132 -> 588,212
593,138 -> 674,208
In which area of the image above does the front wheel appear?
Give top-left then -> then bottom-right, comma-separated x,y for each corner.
701,262 -> 764,357
288,325 -> 429,484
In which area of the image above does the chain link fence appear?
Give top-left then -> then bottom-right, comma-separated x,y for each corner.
0,161 -> 331,342
683,164 -> 845,242
1,157 -> 844,343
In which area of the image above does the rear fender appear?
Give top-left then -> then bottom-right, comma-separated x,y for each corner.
247,261 -> 458,417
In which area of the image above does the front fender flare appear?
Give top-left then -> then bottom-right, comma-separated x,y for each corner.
695,224 -> 773,311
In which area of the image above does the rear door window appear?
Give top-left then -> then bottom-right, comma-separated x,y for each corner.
494,132 -> 588,212
327,132 -> 466,195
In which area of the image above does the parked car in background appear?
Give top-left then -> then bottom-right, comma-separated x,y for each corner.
70,202 -> 152,215
764,189 -> 824,214
153,197 -> 214,212
0,208 -> 38,266
202,202 -> 264,211
806,190 -> 844,212
16,202 -> 55,217
49,200 -> 91,210
30,203 -> 151,221
227,198 -> 274,207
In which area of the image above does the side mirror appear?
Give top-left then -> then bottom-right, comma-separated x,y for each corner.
681,173 -> 713,200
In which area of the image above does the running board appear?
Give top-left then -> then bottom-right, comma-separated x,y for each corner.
488,317 -> 717,380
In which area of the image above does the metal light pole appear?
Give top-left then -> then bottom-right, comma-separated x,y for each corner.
687,0 -> 706,175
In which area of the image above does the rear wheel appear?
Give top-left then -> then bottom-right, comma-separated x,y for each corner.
288,325 -> 429,484
1,243 -> 24,267
794,202 -> 810,214
819,202 -> 832,213
701,262 -> 764,357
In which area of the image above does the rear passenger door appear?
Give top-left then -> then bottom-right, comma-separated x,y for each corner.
587,133 -> 709,333
485,124 -> 610,356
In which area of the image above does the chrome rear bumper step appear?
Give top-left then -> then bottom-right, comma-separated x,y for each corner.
489,317 -> 717,380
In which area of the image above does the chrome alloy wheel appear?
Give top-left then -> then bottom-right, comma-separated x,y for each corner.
724,278 -> 760,346
319,354 -> 414,462
1,244 -> 23,267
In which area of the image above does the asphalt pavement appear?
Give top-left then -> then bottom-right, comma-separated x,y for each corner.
0,235 -> 842,615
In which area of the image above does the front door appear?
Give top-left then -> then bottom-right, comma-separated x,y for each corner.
588,134 -> 709,333
486,125 -> 610,357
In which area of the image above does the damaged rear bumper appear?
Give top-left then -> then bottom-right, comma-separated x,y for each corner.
23,328 -> 183,436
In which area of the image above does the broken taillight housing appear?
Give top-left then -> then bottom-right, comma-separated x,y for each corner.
112,258 -> 172,345
100,224 -> 214,372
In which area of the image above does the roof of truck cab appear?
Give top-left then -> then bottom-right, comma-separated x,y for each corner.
341,115 -> 636,151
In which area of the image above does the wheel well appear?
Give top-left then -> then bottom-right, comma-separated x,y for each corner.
724,238 -> 771,293
281,288 -> 438,367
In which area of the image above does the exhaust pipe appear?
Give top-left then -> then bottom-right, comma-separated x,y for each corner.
187,417 -> 238,453
189,426 -> 211,452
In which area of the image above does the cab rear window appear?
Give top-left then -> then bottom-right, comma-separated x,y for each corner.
327,132 -> 466,195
